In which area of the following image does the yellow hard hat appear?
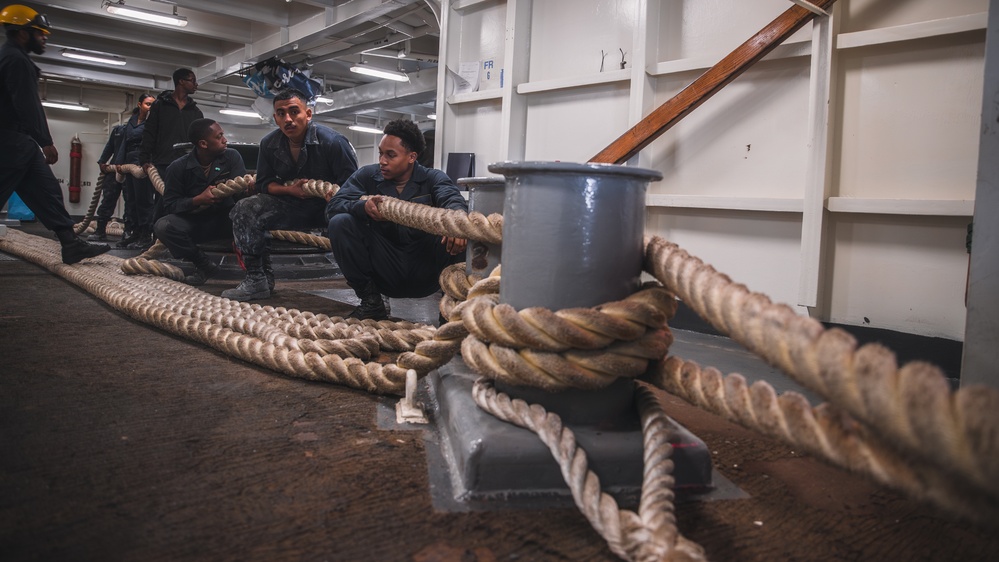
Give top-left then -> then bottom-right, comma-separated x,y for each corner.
0,4 -> 51,35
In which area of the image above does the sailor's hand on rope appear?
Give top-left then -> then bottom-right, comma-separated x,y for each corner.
365,195 -> 387,221
286,178 -> 311,199
110,164 -> 148,183
193,185 -> 219,207
442,236 -> 466,255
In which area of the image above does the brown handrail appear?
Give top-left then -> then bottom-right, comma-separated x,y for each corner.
590,0 -> 838,165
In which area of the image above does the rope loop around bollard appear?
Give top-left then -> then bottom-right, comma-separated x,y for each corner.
458,283 -> 677,392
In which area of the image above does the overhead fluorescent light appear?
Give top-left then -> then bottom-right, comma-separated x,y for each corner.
42,101 -> 90,112
316,96 -> 334,104
427,113 -> 436,120
349,63 -> 409,82
348,124 -> 383,135
61,49 -> 126,66
104,1 -> 188,27
219,108 -> 262,118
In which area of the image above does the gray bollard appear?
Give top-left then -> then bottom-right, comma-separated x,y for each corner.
487,161 -> 663,424
426,161 -> 713,508
456,176 -> 504,276
489,161 -> 661,311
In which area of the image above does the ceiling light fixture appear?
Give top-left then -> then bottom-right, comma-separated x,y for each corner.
41,82 -> 89,111
103,0 -> 188,27
60,48 -> 126,66
316,96 -> 334,104
42,100 -> 90,112
349,62 -> 409,82
427,113 -> 436,120
219,108 -> 261,118
348,124 -> 384,135
218,87 -> 261,118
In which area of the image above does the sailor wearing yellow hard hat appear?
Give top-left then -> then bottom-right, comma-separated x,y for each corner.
1,4 -> 51,53
0,4 -> 112,264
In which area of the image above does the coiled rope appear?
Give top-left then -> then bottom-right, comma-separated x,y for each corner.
460,284 -> 676,391
0,229 -> 426,395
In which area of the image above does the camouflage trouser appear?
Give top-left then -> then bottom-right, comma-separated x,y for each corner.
229,193 -> 327,256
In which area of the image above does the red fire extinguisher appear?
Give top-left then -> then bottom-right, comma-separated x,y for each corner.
69,134 -> 82,203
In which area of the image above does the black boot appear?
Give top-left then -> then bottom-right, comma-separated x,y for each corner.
87,220 -> 108,242
61,236 -> 111,265
116,229 -> 138,249
184,250 -> 220,286
220,255 -> 270,301
263,254 -> 275,293
126,230 -> 154,251
348,281 -> 388,321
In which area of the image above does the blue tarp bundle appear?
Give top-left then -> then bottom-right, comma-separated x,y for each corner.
6,193 -> 35,221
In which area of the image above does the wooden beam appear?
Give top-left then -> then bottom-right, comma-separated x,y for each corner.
590,0 -> 838,165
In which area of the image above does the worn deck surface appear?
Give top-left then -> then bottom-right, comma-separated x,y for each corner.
2,227 -> 998,562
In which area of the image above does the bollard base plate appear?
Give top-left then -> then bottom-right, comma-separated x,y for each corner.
423,356 -> 725,511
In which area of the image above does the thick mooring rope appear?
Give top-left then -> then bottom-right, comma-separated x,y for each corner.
120,239 -> 184,279
207,174 -> 256,200
6,194 -> 998,559
370,202 -> 999,544
78,221 -> 125,238
646,355 -> 999,524
365,201 -> 999,546
437,263 -> 502,321
391,268 -> 504,375
270,229 -> 331,251
0,229 -> 429,395
376,197 -> 503,244
460,284 -> 676,391
73,171 -> 107,235
118,176 -> 337,277
643,236 -> 999,512
438,262 -> 480,320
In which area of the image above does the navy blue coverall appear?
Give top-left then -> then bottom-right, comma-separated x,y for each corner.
154,148 -> 246,261
0,38 -> 75,233
326,162 -> 468,299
